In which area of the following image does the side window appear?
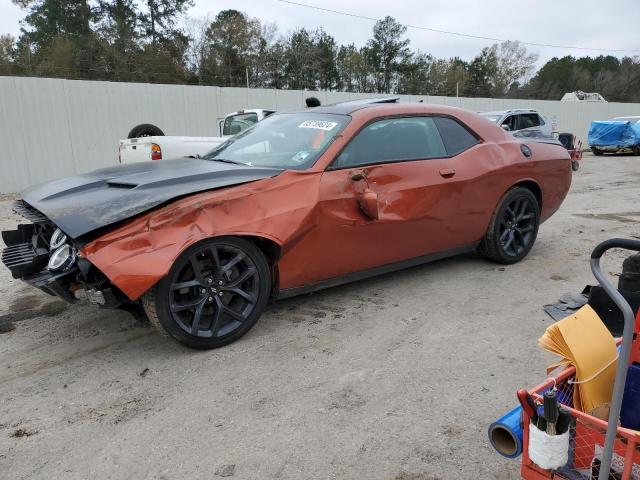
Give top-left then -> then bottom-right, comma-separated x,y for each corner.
503,115 -> 517,131
518,114 -> 540,129
223,112 -> 259,136
538,115 -> 546,126
334,117 -> 447,168
433,117 -> 479,156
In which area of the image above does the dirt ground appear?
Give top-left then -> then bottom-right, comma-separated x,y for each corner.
0,153 -> 638,480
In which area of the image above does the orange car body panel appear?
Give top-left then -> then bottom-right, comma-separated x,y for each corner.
81,104 -> 572,300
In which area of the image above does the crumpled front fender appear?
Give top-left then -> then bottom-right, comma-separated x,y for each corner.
81,171 -> 320,300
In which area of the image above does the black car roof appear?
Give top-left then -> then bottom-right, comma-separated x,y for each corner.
286,96 -> 400,115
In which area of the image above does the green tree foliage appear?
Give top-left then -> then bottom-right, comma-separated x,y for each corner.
10,0 -> 190,82
200,9 -> 262,87
283,28 -> 317,90
138,0 -> 193,83
95,0 -> 140,79
397,52 -> 433,95
365,16 -> 411,93
314,28 -> 339,90
255,35 -> 287,89
140,0 -> 193,47
522,55 -> 640,102
12,0 -> 100,78
2,5 -> 639,102
336,44 -> 372,92
465,47 -> 498,97
0,35 -> 17,68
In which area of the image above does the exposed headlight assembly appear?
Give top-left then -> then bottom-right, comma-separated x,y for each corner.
48,244 -> 76,272
50,228 -> 68,250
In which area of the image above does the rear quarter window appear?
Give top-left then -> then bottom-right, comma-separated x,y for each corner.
433,117 -> 479,156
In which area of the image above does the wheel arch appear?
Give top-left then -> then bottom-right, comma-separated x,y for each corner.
511,179 -> 542,209
481,179 -> 543,240
238,235 -> 282,300
84,230 -> 285,302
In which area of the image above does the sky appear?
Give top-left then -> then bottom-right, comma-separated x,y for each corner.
2,0 -> 639,68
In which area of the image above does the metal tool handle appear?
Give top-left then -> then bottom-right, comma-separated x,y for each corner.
544,390 -> 559,436
590,238 -> 640,480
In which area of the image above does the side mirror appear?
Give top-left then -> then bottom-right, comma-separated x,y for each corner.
501,124 -> 511,131
358,188 -> 379,220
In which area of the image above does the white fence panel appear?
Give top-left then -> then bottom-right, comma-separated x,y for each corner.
0,77 -> 31,192
1,75 -> 640,192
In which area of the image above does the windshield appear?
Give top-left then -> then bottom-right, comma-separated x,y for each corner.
203,113 -> 349,169
480,113 -> 501,123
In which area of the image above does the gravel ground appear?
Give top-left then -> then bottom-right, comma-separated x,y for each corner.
0,153 -> 638,480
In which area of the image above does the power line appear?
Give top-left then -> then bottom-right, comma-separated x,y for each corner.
274,0 -> 640,54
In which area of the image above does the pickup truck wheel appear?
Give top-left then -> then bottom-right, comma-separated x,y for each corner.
127,123 -> 164,139
591,147 -> 603,156
142,237 -> 270,349
479,187 -> 540,264
633,146 -> 640,156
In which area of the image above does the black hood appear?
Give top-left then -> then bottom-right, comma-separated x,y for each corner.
21,158 -> 282,239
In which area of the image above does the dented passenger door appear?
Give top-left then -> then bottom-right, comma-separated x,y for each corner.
310,116 -> 482,282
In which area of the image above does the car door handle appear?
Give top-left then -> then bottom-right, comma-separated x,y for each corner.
439,168 -> 456,178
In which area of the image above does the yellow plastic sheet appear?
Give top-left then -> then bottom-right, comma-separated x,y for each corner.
539,305 -> 618,417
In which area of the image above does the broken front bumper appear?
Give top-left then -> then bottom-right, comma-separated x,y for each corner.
2,200 -> 124,307
2,239 -> 124,307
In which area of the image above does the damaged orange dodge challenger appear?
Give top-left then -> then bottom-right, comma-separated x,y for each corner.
2,102 -> 572,348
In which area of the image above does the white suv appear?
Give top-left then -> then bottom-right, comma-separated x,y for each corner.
480,109 -> 555,137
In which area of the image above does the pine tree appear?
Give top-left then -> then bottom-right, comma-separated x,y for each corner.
13,0 -> 98,78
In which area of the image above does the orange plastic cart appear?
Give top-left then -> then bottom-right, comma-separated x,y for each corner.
520,239 -> 640,480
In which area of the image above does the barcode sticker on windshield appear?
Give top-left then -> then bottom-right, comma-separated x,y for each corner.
298,120 -> 338,131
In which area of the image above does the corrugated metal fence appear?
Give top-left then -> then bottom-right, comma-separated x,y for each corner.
1,75 -> 639,192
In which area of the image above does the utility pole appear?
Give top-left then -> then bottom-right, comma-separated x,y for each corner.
246,67 -> 250,106
456,82 -> 459,98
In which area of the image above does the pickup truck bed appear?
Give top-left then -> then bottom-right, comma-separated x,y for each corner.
119,136 -> 225,164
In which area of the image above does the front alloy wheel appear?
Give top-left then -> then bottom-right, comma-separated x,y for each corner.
143,237 -> 271,349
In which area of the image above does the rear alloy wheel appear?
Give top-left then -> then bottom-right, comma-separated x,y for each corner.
479,187 -> 540,264
142,237 -> 271,349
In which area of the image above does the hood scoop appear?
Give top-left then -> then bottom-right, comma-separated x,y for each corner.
20,157 -> 283,239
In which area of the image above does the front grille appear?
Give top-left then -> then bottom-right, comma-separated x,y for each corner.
1,243 -> 48,278
12,199 -> 48,224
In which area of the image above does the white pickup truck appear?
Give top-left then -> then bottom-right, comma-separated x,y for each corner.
118,109 -> 275,164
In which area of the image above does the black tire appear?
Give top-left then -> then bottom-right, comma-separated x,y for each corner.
633,145 -> 640,156
591,147 -> 603,156
142,236 -> 271,349
127,123 -> 164,139
479,187 -> 540,264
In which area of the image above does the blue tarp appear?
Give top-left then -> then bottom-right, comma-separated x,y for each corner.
588,120 -> 640,148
